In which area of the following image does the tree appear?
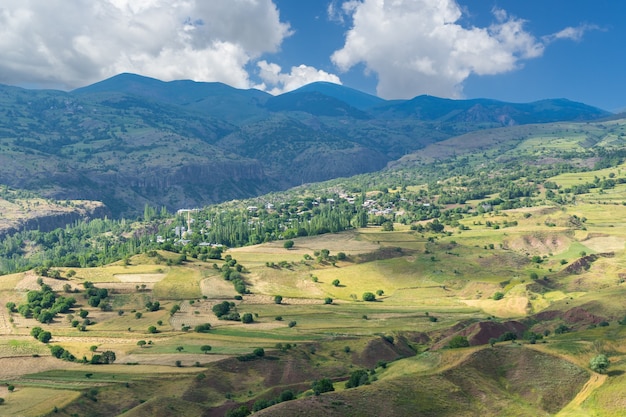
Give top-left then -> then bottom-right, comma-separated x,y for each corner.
345,369 -> 369,389
253,347 -> 265,357
312,378 -> 335,395
324,297 -> 333,305
448,335 -> 470,348
147,326 -> 158,334
137,340 -> 147,348
201,345 -> 212,354
90,345 -> 98,352
376,289 -> 384,296
362,292 -> 376,302
194,323 -> 211,333
38,331 -> 52,344
283,240 -> 294,249
242,313 -> 254,324
176,346 -> 184,352
332,279 -> 340,287
381,221 -> 394,231
274,295 -> 283,304
590,354 -> 610,374
102,350 -> 116,364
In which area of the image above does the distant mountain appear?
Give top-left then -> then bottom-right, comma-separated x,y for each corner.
290,81 -> 386,110
0,73 -> 613,216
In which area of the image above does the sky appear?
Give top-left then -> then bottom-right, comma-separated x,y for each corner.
0,0 -> 623,111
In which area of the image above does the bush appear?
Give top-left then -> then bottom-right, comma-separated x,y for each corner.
288,321 -> 297,328
253,347 -> 265,357
241,313 -> 254,324
345,369 -> 369,388
312,378 -> 335,395
448,335 -> 470,349
332,279 -> 340,287
492,292 -> 504,300
283,240 -> 294,249
324,297 -> 333,305
194,323 -> 212,333
362,292 -> 376,302
590,354 -> 610,374
274,295 -> 283,304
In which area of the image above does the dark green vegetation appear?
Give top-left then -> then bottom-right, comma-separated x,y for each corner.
0,73 -> 609,217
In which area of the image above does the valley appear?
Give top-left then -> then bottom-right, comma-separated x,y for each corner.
0,76 -> 625,416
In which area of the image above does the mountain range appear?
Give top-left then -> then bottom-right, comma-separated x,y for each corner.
0,73 -> 612,216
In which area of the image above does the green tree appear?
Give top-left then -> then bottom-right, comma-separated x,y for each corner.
345,369 -> 369,389
283,240 -> 294,249
201,345 -> 212,354
362,292 -> 376,302
274,295 -> 283,304
448,335 -> 470,348
324,297 -> 333,304
590,354 -> 610,374
312,378 -> 335,395
176,346 -> 184,352
253,347 -> 265,357
332,279 -> 340,287
242,313 -> 254,324
147,326 -> 158,334
137,340 -> 147,348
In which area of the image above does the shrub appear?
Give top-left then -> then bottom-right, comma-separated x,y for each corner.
274,295 -> 283,304
345,369 -> 369,388
590,354 -> 610,374
194,323 -> 211,333
492,292 -> 504,300
324,297 -> 333,304
362,292 -> 376,302
253,347 -> 265,357
312,378 -> 335,395
448,335 -> 469,348
288,321 -> 297,328
241,313 -> 254,324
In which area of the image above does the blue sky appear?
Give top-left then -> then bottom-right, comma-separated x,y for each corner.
0,1 -> 623,111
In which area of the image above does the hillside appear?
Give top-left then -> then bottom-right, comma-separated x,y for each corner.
0,73 -> 611,217
2,117 -> 626,415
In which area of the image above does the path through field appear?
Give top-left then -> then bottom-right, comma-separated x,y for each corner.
557,373 -> 607,416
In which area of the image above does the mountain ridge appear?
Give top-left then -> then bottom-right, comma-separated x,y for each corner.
0,73 -> 612,216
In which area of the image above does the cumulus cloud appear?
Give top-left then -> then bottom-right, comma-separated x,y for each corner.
331,0 -> 546,99
256,61 -> 342,95
0,0 -> 291,89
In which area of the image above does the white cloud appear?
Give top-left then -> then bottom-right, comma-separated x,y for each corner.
256,61 -> 342,95
543,24 -> 600,43
0,0 -> 291,89
331,0 -> 546,99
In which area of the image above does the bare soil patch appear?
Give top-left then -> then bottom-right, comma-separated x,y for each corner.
0,355 -> 83,379
504,233 -> 570,256
15,272 -> 71,292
